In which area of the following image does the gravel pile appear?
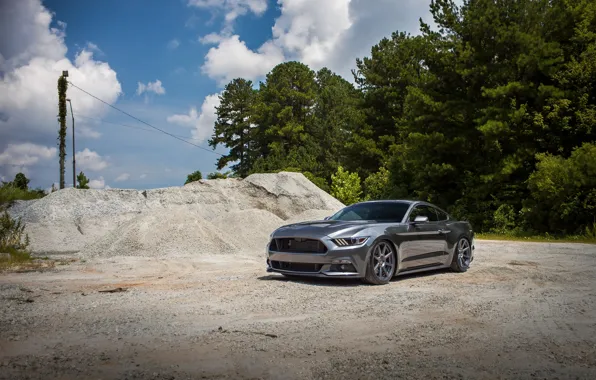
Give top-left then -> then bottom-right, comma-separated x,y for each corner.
9,172 -> 344,257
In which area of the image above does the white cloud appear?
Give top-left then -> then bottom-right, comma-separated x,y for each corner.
75,148 -> 109,171
136,79 -> 166,95
0,142 -> 56,167
189,0 -> 267,29
270,0 -> 352,68
0,142 -> 57,178
139,173 -> 147,179
167,39 -> 180,50
85,42 -> 103,55
199,32 -> 227,45
115,172 -> 130,182
167,93 -> 221,143
201,36 -> 284,85
198,0 -> 433,84
88,176 -> 106,189
0,0 -> 122,147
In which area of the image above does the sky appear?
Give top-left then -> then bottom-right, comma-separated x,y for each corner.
0,0 -> 437,190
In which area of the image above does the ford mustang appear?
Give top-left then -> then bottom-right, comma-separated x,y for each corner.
265,200 -> 475,285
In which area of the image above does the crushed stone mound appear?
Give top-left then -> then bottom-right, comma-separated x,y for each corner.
10,172 -> 344,257
82,206 -> 238,258
211,209 -> 285,254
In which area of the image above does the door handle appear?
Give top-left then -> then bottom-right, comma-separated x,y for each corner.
438,229 -> 450,235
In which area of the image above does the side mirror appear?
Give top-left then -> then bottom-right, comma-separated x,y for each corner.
413,215 -> 429,224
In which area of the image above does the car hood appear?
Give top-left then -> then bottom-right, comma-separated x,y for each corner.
272,220 -> 385,239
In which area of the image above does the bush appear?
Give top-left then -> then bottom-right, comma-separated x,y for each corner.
0,183 -> 45,205
76,171 -> 90,189
185,170 -> 203,184
363,166 -> 390,200
491,204 -> 519,234
13,173 -> 29,190
0,210 -> 29,253
525,142 -> 596,234
330,166 -> 362,205
207,171 -> 231,179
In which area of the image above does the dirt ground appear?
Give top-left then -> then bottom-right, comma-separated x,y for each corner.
1,240 -> 596,380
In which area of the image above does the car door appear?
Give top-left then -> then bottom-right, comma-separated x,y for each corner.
401,204 -> 446,269
432,206 -> 452,264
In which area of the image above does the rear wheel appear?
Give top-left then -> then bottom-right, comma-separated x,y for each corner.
363,240 -> 396,285
450,237 -> 472,272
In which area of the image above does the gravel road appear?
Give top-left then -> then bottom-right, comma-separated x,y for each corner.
1,240 -> 596,380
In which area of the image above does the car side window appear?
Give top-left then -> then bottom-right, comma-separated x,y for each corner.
409,205 -> 438,222
434,208 -> 448,221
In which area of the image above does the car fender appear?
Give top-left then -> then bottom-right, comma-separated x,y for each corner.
363,235 -> 400,266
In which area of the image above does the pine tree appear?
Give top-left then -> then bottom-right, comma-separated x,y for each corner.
209,78 -> 256,177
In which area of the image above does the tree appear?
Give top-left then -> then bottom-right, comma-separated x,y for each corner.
13,173 -> 29,191
76,172 -> 89,189
57,74 -> 68,189
250,62 -> 320,174
330,166 -> 362,205
209,78 -> 257,177
523,142 -> 596,234
363,167 -> 391,201
313,68 -> 366,179
185,170 -> 203,185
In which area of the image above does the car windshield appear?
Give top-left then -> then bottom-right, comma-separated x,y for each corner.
328,202 -> 411,222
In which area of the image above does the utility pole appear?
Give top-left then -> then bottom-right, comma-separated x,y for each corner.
57,71 -> 68,189
67,98 -> 75,188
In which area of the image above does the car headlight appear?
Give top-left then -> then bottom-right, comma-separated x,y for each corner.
332,236 -> 369,246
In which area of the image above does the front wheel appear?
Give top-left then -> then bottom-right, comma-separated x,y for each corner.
363,240 -> 396,285
450,237 -> 472,272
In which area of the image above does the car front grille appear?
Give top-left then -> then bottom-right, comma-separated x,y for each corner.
271,238 -> 327,253
270,261 -> 323,273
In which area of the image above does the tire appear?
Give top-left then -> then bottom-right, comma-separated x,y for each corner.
362,240 -> 397,285
450,236 -> 472,272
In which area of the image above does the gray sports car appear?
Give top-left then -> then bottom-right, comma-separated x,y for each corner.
266,200 -> 475,285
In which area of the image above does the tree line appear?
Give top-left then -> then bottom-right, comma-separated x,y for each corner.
207,0 -> 596,235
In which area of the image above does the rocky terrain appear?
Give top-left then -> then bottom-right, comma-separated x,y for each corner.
2,173 -> 596,379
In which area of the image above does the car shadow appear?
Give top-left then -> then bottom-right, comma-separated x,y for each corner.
257,275 -> 362,287
257,267 -> 454,287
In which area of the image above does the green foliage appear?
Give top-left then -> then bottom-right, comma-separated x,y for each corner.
303,172 -> 329,193
209,78 -> 257,177
13,173 -> 29,190
363,167 -> 391,201
0,182 -> 45,205
184,170 -> 203,185
206,0 -> 596,239
207,171 -> 231,179
76,171 -> 90,189
57,74 -> 68,189
492,204 -> 519,234
525,142 -> 596,234
0,210 -> 29,253
330,166 -> 362,205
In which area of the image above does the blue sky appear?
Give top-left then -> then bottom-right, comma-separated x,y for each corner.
0,0 -> 435,190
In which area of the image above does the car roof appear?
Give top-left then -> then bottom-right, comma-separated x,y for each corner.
353,199 -> 416,205
350,199 -> 451,216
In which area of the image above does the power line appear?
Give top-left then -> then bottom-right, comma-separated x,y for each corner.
73,114 -> 161,134
73,113 -> 209,142
67,81 -> 224,156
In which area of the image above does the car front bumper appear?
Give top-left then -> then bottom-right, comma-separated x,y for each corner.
266,238 -> 371,278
